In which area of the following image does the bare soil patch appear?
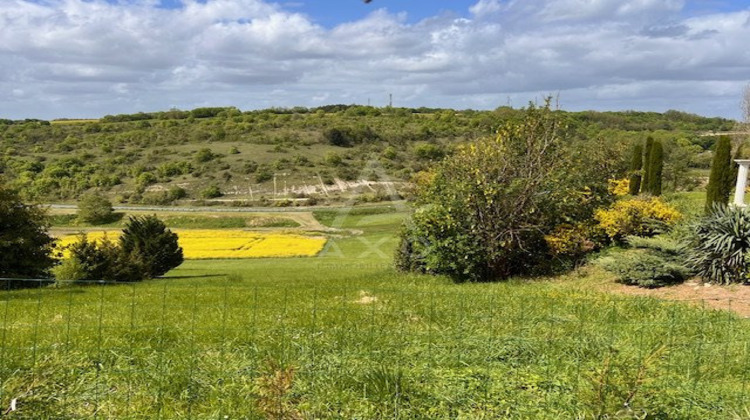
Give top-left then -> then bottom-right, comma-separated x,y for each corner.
353,291 -> 378,305
603,279 -> 750,318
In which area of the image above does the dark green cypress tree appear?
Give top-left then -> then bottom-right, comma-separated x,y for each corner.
646,140 -> 664,196
641,136 -> 654,193
628,144 -> 643,195
705,136 -> 733,213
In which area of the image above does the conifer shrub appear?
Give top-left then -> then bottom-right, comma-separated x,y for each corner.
645,140 -> 664,195
641,136 -> 654,193
628,144 -> 643,195
705,136 -> 733,213
599,235 -> 691,288
600,250 -> 690,288
120,215 -> 183,278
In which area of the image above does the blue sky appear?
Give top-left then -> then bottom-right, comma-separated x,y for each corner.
153,0 -> 748,25
288,0 -> 471,27
2,0 -> 750,119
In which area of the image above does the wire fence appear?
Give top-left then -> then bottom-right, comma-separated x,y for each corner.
2,277 -> 750,418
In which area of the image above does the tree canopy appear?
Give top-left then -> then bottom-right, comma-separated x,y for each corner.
0,182 -> 57,287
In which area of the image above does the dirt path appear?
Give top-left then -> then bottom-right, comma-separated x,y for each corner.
596,276 -> 750,318
284,212 -> 327,231
48,208 -> 329,232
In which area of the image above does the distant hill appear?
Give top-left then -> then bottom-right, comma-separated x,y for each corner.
0,105 -> 736,205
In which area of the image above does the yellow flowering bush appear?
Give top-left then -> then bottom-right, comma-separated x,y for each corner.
58,230 -> 327,259
595,197 -> 681,241
544,223 -> 596,259
608,178 -> 630,196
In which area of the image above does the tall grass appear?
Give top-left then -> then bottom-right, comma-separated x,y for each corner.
2,210 -> 750,418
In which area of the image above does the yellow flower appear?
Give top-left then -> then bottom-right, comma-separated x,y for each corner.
57,230 -> 327,259
595,197 -> 681,239
608,178 -> 630,196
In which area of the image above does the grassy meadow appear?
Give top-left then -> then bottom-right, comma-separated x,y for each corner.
2,206 -> 750,418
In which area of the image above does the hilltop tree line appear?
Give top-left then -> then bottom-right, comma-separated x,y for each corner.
0,105 -> 736,204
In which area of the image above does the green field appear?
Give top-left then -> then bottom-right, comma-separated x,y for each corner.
2,208 -> 750,418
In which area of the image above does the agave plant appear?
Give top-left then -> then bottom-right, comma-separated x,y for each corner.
685,204 -> 750,284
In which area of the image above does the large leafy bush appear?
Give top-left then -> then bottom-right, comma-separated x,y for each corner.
686,205 -> 750,284
396,101 -> 624,282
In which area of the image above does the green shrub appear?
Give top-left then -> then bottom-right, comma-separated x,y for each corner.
0,182 -> 57,285
194,148 -> 216,163
324,152 -> 343,166
157,161 -> 193,177
168,186 -> 187,200
52,256 -> 87,282
394,223 -> 428,274
382,146 -> 397,160
136,172 -> 157,187
200,185 -> 222,199
255,166 -> 273,183
600,250 -> 690,288
77,192 -> 114,224
140,186 -> 186,205
686,205 -> 750,284
323,128 -> 351,147
398,101 -> 616,281
120,215 -> 183,278
59,216 -> 183,282
413,144 -> 444,161
61,234 -> 146,282
624,235 -> 683,256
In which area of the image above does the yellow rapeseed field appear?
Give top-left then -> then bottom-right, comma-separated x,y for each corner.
57,230 -> 327,259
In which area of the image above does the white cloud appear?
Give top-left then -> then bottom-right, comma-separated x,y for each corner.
539,0 -> 684,22
0,0 -> 748,119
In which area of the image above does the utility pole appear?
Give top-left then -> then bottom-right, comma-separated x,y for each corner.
389,93 -> 392,108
